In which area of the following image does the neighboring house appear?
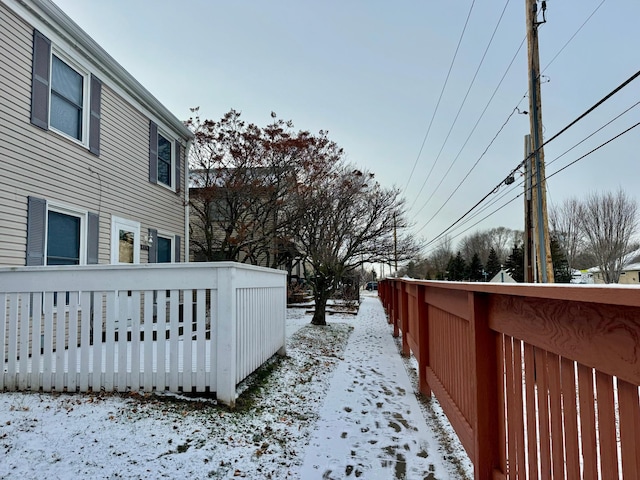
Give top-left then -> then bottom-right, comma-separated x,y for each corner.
589,264 -> 640,285
189,168 -> 304,279
0,0 -> 193,267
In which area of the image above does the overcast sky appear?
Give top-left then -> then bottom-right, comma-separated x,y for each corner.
53,0 -> 640,252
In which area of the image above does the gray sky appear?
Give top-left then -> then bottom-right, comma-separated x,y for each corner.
54,0 -> 640,251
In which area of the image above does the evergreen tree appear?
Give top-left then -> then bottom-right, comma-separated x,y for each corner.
551,234 -> 572,283
505,244 -> 525,282
469,253 -> 484,281
485,247 -> 501,280
446,251 -> 467,281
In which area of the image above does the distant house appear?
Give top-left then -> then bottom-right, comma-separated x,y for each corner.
589,264 -> 640,285
0,0 -> 193,267
490,269 -> 517,283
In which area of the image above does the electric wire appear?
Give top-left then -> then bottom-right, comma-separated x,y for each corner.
456,99 -> 640,233
419,70 -> 640,250
413,0 -> 610,233
422,120 -> 640,254
407,0 -> 511,211
402,0 -> 476,194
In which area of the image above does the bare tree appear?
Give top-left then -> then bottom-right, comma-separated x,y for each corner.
425,236 -> 453,280
187,109 -> 305,268
549,197 -> 584,271
293,162 -> 417,325
579,189 -> 638,283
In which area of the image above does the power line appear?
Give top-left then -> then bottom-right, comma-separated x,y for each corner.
411,0 -> 608,230
402,0 -> 476,194
419,68 -> 640,249
422,119 -> 640,254
407,0 -> 512,211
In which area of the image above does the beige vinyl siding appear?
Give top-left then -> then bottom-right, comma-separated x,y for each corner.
0,3 -> 186,266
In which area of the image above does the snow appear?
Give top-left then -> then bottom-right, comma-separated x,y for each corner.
0,294 -> 471,479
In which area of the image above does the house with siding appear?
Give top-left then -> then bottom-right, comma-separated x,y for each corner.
0,0 -> 193,268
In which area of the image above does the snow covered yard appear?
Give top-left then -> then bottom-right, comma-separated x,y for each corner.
0,296 -> 470,479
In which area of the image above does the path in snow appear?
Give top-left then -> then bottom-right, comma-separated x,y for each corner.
298,295 -> 453,479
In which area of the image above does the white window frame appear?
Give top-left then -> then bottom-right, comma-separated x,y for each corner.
44,201 -> 88,266
49,48 -> 90,146
157,129 -> 175,190
156,232 -> 175,263
110,216 -> 141,265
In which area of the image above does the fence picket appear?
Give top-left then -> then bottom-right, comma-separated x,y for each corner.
18,293 -> 30,390
79,291 -> 91,391
182,289 -> 193,392
67,291 -> 79,392
42,292 -> 54,391
169,289 -> 179,392
6,294 -> 17,390
195,289 -> 206,391
0,293 -> 7,390
54,291 -> 65,390
130,291 -> 141,391
92,293 -> 103,390
143,291 -> 153,392
104,291 -> 116,391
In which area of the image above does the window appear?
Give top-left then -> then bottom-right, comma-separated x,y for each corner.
50,55 -> 85,141
47,210 -> 81,265
147,228 -> 181,263
30,30 -> 101,155
149,120 -> 181,191
26,197 -> 98,266
157,133 -> 173,187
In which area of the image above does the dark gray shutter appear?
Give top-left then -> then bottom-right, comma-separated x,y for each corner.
175,235 -> 181,263
31,30 -> 51,130
89,75 -> 102,156
87,212 -> 99,264
148,228 -> 157,263
174,141 -> 181,193
26,196 -> 46,266
149,121 -> 158,183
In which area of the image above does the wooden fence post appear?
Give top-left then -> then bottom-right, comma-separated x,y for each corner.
400,282 -> 409,355
416,284 -> 431,397
216,266 -> 237,408
469,291 -> 500,479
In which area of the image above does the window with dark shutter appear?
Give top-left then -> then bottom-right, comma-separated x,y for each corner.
149,121 -> 158,184
89,76 -> 102,156
175,235 -> 181,263
174,141 -> 181,193
87,212 -> 99,264
31,30 -> 51,130
26,196 -> 47,266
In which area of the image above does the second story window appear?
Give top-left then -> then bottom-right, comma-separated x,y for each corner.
149,120 -> 181,192
30,29 -> 102,155
157,132 -> 173,187
50,55 -> 85,141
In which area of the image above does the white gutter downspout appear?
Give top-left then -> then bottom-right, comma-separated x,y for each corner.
184,139 -> 192,262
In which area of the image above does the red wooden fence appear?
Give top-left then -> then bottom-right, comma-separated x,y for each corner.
378,279 -> 640,480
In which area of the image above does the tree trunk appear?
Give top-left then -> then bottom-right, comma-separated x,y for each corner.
311,291 -> 329,326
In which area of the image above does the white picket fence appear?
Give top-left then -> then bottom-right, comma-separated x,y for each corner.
0,262 -> 287,407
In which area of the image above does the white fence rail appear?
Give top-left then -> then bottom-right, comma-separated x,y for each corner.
0,262 -> 287,407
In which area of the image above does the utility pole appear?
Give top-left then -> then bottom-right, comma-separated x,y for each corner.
523,135 -> 535,283
393,213 -> 398,274
525,0 -> 554,283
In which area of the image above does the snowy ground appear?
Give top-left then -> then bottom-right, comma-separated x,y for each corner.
0,294 -> 471,479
